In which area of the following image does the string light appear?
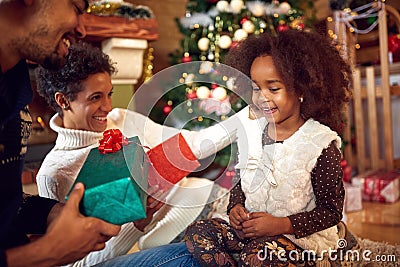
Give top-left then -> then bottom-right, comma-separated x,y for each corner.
335,1 -> 383,35
327,1 -> 386,51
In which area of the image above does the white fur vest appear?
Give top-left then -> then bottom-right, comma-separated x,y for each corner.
236,115 -> 342,253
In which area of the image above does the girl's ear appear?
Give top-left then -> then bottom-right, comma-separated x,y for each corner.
55,92 -> 70,110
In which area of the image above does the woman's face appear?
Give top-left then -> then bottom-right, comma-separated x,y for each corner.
62,72 -> 113,132
250,56 -> 301,126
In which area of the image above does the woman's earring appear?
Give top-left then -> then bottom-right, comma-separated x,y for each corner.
299,97 -> 304,103
62,104 -> 70,110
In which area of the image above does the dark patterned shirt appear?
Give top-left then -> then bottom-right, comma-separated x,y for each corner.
0,61 -> 57,267
228,126 -> 344,239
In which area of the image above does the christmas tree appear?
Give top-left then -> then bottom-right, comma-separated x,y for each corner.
170,0 -> 314,64
149,0 -> 315,179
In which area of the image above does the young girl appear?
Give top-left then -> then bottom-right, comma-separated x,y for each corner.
185,30 -> 355,266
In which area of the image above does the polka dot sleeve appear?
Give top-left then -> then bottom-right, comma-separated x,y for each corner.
227,155 -> 246,214
288,141 -> 345,238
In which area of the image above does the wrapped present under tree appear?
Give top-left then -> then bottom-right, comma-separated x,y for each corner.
352,169 -> 400,203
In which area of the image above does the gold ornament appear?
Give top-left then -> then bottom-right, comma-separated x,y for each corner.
290,18 -> 303,30
142,46 -> 154,83
87,2 -> 121,16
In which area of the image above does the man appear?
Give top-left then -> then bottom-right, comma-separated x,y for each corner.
0,1 -> 199,266
0,1 -> 123,266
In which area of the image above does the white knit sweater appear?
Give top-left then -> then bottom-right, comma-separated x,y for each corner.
37,107 -> 248,267
236,116 -> 342,254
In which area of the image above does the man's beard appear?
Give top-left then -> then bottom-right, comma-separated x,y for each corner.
41,53 -> 67,71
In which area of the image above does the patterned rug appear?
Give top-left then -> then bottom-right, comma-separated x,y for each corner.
173,183 -> 400,266
356,237 -> 399,267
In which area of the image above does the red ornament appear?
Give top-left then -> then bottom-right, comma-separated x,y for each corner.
163,105 -> 172,115
297,23 -> 305,30
230,41 -> 240,49
341,159 -> 347,168
341,159 -> 352,183
388,34 -> 400,52
277,24 -> 289,32
186,91 -> 197,99
389,34 -> 400,62
240,17 -> 249,25
211,83 -> 218,89
182,55 -> 192,63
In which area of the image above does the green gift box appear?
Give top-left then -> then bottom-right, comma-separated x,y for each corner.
66,136 -> 148,225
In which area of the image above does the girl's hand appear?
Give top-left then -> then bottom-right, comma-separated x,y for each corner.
229,204 -> 249,229
242,212 -> 293,238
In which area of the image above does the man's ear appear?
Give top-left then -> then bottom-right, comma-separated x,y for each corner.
55,92 -> 70,110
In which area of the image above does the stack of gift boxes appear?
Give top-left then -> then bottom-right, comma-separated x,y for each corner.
342,159 -> 400,213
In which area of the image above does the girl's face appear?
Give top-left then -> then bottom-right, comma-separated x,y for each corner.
62,72 -> 113,132
250,56 -> 301,127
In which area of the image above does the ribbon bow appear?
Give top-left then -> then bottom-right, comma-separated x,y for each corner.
98,129 -> 129,154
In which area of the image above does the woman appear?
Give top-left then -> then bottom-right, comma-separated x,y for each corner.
35,41 -> 248,266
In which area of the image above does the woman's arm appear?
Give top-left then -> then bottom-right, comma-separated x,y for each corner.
114,107 -> 249,159
181,107 -> 249,159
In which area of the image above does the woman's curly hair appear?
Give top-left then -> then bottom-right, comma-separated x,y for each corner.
224,30 -> 352,134
35,41 -> 116,116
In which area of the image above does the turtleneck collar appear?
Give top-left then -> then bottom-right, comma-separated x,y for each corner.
49,113 -> 103,150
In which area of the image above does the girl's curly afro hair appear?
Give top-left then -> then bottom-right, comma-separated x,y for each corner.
224,30 -> 352,134
35,41 -> 116,116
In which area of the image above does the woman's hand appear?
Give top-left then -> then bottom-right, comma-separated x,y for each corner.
134,195 -> 165,232
241,212 -> 294,238
229,204 -> 249,230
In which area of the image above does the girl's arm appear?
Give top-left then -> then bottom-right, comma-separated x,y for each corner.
227,168 -> 246,215
288,141 -> 344,238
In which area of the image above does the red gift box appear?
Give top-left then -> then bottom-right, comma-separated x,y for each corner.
147,133 -> 200,192
352,170 -> 400,203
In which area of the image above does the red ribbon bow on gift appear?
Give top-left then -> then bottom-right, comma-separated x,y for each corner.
98,129 -> 129,154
